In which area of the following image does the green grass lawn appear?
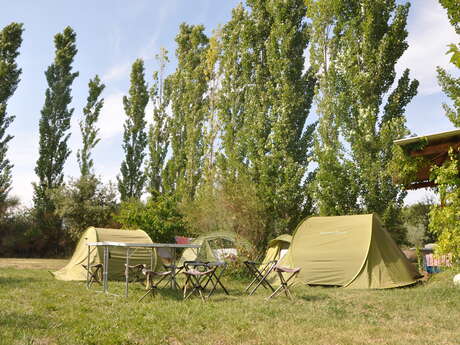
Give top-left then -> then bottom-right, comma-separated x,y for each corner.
0,259 -> 459,345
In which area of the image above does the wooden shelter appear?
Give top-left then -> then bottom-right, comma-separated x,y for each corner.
394,129 -> 460,189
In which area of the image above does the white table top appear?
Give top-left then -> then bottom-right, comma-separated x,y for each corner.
86,241 -> 200,249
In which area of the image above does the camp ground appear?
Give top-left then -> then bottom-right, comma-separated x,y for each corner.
2,0 -> 460,343
50,215 -> 422,297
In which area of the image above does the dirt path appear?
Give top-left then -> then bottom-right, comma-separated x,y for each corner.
0,258 -> 68,270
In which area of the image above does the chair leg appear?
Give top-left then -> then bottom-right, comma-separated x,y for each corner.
84,265 -> 103,288
137,273 -> 171,302
138,287 -> 154,302
266,271 -> 298,300
267,285 -> 284,300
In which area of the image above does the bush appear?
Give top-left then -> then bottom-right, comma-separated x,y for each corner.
115,194 -> 186,243
0,206 -> 42,257
402,197 -> 436,247
181,176 -> 267,251
51,176 -> 119,243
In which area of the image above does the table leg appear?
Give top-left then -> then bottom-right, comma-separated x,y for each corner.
171,247 -> 176,289
125,247 -> 130,297
150,248 -> 154,270
103,246 -> 109,294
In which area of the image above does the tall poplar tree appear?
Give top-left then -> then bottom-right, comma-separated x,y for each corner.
77,75 -> 105,177
427,0 -> 460,259
309,0 -> 418,242
201,29 -> 221,185
0,23 -> 23,208
437,0 -> 459,126
218,0 -> 316,239
118,59 -> 148,201
163,24 -> 209,200
34,26 -> 79,251
146,49 -> 169,197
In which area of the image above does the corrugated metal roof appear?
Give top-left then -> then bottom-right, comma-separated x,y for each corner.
394,128 -> 460,146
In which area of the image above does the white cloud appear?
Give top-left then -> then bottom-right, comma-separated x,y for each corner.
396,0 -> 458,95
99,92 -> 126,139
102,63 -> 130,82
11,172 -> 35,207
404,188 -> 438,206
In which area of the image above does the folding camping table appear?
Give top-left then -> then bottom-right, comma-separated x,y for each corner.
86,241 -> 201,297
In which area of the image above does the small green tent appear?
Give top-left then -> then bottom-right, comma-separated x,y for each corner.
260,234 -> 292,282
278,214 -> 421,289
260,234 -> 291,266
179,231 -> 251,264
52,227 -> 161,281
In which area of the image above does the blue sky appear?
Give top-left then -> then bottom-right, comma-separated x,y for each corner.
0,0 -> 457,206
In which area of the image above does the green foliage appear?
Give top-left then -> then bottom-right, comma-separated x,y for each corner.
439,0 -> 460,34
402,197 -> 436,247
0,207 -> 39,257
437,66 -> 460,127
309,0 -> 418,243
118,59 -> 148,201
0,23 -> 23,206
146,49 -> 169,198
201,29 -> 221,186
33,26 -> 79,255
217,0 -> 316,243
389,141 -> 429,186
77,75 -> 105,177
447,43 -> 460,68
430,0 -> 460,260
429,149 -> 460,261
181,176 -> 267,251
51,176 -> 118,242
115,194 -> 186,243
163,24 -> 209,200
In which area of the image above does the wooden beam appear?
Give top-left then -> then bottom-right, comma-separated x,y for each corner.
410,141 -> 460,157
405,180 -> 435,190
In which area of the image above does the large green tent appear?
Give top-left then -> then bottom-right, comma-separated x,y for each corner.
278,214 -> 421,289
52,227 -> 161,281
179,231 -> 251,264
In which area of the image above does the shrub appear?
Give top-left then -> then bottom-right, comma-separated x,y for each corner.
181,176 -> 267,251
115,194 -> 186,243
51,176 -> 119,243
0,206 -> 41,257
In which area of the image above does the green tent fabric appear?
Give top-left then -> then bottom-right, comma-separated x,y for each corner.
278,214 -> 421,289
52,227 -> 161,281
260,234 -> 292,282
179,231 -> 251,264
260,234 -> 291,266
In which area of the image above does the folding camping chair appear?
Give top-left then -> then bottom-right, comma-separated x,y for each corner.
267,266 -> 301,300
137,268 -> 173,302
162,263 -> 185,289
182,265 -> 217,301
202,261 -> 229,297
244,260 -> 277,296
82,263 -> 103,288
125,264 -> 147,285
